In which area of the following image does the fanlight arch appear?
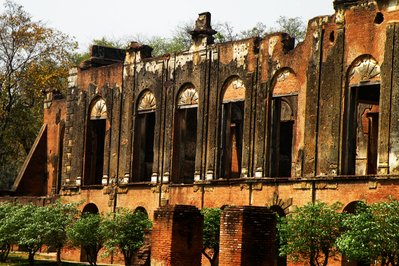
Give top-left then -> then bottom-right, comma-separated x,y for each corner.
177,85 -> 199,107
90,97 -> 107,120
137,90 -> 156,112
348,55 -> 380,85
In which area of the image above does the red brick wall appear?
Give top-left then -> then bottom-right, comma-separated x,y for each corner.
219,206 -> 277,266
151,205 -> 203,266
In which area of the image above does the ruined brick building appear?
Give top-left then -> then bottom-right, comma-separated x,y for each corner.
4,0 -> 399,264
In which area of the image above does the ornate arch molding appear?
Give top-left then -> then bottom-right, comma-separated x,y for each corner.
266,192 -> 293,215
222,76 -> 246,103
89,97 -> 107,120
348,55 -> 381,85
177,84 -> 199,108
137,90 -> 156,112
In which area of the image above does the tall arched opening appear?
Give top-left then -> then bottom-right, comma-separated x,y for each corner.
84,98 -> 107,185
219,77 -> 245,179
133,90 -> 156,182
172,85 -> 198,184
343,56 -> 380,175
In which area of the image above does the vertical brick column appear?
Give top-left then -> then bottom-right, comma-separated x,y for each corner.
219,206 -> 277,266
151,205 -> 203,266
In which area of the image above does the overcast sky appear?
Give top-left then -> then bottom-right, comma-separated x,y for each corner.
1,0 -> 334,51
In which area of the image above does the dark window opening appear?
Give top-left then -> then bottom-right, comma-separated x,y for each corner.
346,84 -> 380,175
220,101 -> 244,179
84,119 -> 106,185
133,112 -> 155,182
271,97 -> 296,177
172,107 -> 197,184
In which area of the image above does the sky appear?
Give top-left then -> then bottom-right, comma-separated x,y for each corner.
0,0 -> 334,51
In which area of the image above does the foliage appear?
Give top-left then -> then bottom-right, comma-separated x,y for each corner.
14,204 -> 49,266
101,209 -> 152,266
67,213 -> 103,266
41,202 -> 79,265
201,208 -> 221,266
0,0 -> 77,189
274,16 -> 306,42
278,201 -> 343,266
336,199 -> 399,266
0,203 -> 19,262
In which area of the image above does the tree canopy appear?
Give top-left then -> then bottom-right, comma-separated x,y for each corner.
0,0 -> 76,189
101,209 -> 152,266
337,199 -> 399,266
278,201 -> 343,266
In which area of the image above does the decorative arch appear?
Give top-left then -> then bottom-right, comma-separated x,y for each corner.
137,90 -> 156,112
177,84 -> 199,107
89,97 -> 107,120
348,55 -> 380,85
172,84 -> 198,183
84,97 -> 107,186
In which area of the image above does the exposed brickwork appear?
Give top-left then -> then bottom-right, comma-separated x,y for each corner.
151,205 -> 203,266
219,206 -> 277,266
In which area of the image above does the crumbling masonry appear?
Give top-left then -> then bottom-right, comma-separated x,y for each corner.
3,0 -> 399,265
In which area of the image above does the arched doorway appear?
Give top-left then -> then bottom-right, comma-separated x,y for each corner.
219,77 -> 245,179
133,90 -> 156,182
84,98 -> 107,185
344,56 -> 380,175
172,85 -> 198,184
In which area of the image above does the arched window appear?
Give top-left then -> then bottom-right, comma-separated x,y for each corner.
84,98 -> 107,185
270,97 -> 297,177
172,85 -> 198,184
344,56 -> 380,175
133,90 -> 156,182
270,68 -> 298,178
219,77 -> 245,179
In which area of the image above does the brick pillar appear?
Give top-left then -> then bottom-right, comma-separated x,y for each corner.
151,205 -> 203,266
219,206 -> 277,266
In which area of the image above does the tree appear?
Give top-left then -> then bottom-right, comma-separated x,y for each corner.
278,201 -> 343,266
41,201 -> 79,266
0,202 -> 19,262
101,209 -> 152,266
274,16 -> 306,42
13,204 -> 49,266
336,199 -> 399,265
0,0 -> 76,189
201,208 -> 221,266
67,213 -> 104,266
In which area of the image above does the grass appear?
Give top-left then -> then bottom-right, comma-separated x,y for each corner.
0,253 -> 87,266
